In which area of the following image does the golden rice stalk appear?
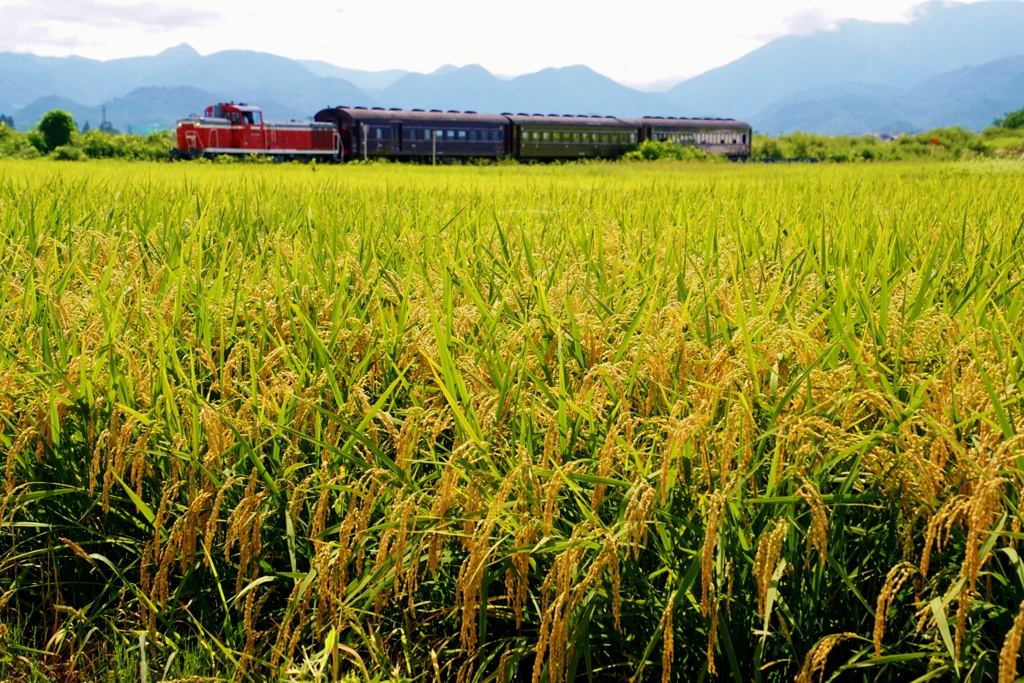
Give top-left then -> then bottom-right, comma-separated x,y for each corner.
624,478 -> 657,560
457,474 -> 514,653
591,423 -> 618,511
753,518 -> 789,621
505,519 -> 539,629
796,633 -> 858,683
428,465 -> 458,575
701,491 -> 725,617
955,588 -> 974,661
998,600 -> 1024,683
706,585 -> 719,677
797,479 -> 829,567
59,537 -> 95,568
661,594 -> 675,683
963,476 -> 1006,593
204,476 -> 236,565
873,562 -> 916,657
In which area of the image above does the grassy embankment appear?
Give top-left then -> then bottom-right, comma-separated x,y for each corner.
2,160 -> 1024,682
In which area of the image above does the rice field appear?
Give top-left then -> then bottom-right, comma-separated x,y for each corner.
2,158 -> 1024,682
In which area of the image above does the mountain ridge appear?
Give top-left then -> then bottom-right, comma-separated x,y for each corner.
3,1 -> 1024,136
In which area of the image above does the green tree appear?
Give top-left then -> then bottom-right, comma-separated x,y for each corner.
994,106 -> 1024,129
37,109 -> 76,152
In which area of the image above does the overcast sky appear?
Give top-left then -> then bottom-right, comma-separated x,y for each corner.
0,0 -> 998,87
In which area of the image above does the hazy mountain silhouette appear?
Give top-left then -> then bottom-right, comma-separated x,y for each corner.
754,55 -> 1024,134
664,0 -> 1024,119
296,60 -> 408,91
4,0 -> 1024,135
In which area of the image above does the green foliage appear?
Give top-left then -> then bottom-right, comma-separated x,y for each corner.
79,129 -> 173,160
623,140 -> 722,161
51,145 -> 86,161
37,109 -> 76,152
750,127 -> 1018,162
0,123 -> 40,159
994,106 -> 1024,129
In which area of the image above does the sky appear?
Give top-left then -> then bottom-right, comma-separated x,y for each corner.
0,0 -> 998,87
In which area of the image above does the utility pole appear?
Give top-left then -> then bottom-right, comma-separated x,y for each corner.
362,123 -> 368,161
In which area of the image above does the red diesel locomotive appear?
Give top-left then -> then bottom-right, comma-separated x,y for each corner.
173,102 -> 752,161
172,103 -> 339,160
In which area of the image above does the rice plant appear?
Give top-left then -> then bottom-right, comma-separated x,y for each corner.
1,159 -> 1024,682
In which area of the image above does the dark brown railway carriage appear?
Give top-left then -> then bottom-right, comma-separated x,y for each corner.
508,114 -> 637,160
624,116 -> 752,159
314,107 -> 508,162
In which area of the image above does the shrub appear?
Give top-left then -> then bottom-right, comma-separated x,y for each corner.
37,110 -> 76,152
623,140 -> 719,161
994,106 -> 1024,130
80,129 -> 173,161
0,123 -> 38,159
51,145 -> 87,161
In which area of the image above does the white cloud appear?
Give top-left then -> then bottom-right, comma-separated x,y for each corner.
0,0 -> 218,51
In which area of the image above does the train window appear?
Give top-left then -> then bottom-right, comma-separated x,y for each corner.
458,130 -> 466,140
742,134 -> 747,144
445,130 -> 454,140
542,132 -> 550,141
630,133 -> 637,143
231,112 -> 240,124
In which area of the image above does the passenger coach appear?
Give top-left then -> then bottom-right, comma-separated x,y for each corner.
314,107 -> 507,162
509,114 -> 637,160
624,116 -> 751,160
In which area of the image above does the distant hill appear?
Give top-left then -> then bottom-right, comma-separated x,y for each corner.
4,1 -> 1024,136
754,55 -> 1024,134
296,61 -> 408,91
375,64 -> 660,116
664,0 -> 1024,120
0,44 -> 362,130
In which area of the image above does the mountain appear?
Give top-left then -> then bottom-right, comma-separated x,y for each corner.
753,55 -> 1024,134
376,64 -> 663,117
0,44 -> 362,129
3,1 -> 1024,136
297,60 -> 408,91
665,0 -> 1024,120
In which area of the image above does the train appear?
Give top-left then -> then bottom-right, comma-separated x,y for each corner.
173,102 -> 752,162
